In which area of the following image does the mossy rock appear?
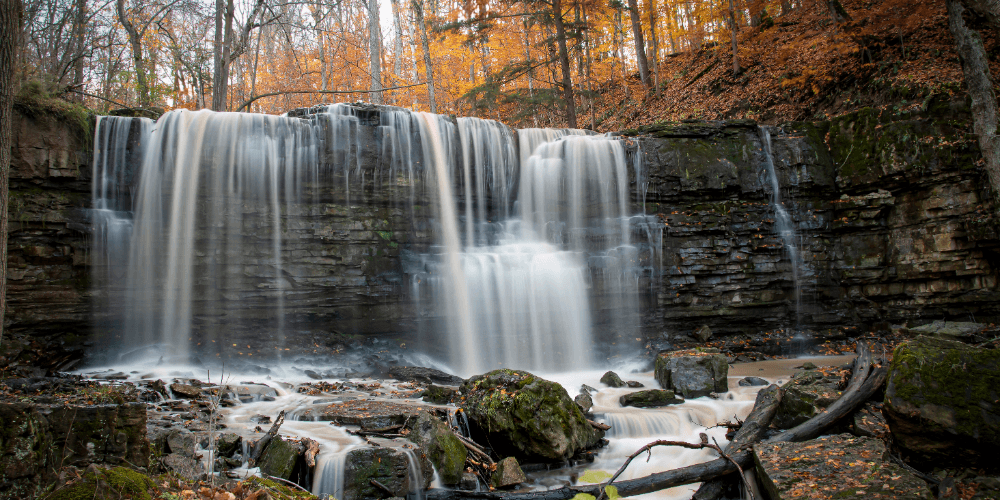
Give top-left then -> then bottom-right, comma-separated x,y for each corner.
460,369 -> 603,462
343,447 -> 430,500
619,389 -> 683,408
48,466 -> 155,500
421,385 -> 458,404
242,476 -> 318,499
405,411 -> 467,485
884,336 -> 1000,469
600,371 -> 625,388
258,436 -> 304,481
772,370 -> 843,429
653,349 -> 728,398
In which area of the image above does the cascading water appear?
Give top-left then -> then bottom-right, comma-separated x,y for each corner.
89,105 -> 659,375
758,126 -> 803,327
91,116 -> 152,349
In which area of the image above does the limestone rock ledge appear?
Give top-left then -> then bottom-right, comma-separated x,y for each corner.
0,402 -> 149,500
754,433 -> 931,499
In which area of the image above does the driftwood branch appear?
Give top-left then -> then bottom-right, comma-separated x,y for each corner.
588,419 -> 611,431
235,83 -> 428,112
266,474 -> 309,492
248,410 -> 285,466
303,438 -> 321,468
371,479 -> 395,495
425,343 -> 882,500
594,433 -> 752,500
456,433 -> 495,466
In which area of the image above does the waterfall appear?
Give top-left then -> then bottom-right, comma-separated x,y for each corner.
91,115 -> 152,351
758,126 -> 802,326
88,105 -> 659,374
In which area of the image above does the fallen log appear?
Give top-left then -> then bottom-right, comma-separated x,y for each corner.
248,410 -> 286,466
425,344 -> 881,500
765,343 -> 873,444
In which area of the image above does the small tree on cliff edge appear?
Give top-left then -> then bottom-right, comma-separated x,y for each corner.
0,0 -> 22,347
947,0 -> 1000,210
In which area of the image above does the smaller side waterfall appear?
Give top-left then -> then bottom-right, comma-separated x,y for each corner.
313,450 -> 351,499
758,126 -> 802,325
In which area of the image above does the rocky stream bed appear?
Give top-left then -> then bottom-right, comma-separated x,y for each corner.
2,327 -> 999,500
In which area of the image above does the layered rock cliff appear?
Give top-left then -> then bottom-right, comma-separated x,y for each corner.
6,99 -> 997,365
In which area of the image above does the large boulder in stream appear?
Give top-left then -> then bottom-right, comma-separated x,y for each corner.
257,436 -> 307,483
772,368 -> 844,429
653,348 -> 728,398
619,389 -> 684,408
405,411 -> 467,485
343,447 -> 433,500
460,369 -> 604,462
884,336 -> 1000,468
754,434 -> 932,499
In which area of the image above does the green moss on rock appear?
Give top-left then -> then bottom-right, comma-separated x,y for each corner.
460,369 -> 602,462
48,466 -> 155,500
884,335 -> 1000,468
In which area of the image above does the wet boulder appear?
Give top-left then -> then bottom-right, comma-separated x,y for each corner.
421,385 -> 458,405
257,436 -> 306,483
884,336 -> 1000,468
387,366 -> 464,386
654,348 -> 728,398
619,389 -> 684,408
162,453 -> 205,481
693,324 -> 712,342
405,411 -> 467,485
216,433 -> 242,458
344,447 -> 432,500
906,320 -> 984,341
460,369 -> 603,462
169,383 -> 203,399
600,371 -> 626,388
772,369 -> 843,429
491,457 -> 526,489
738,376 -> 769,387
754,434 -> 931,499
574,392 -> 594,413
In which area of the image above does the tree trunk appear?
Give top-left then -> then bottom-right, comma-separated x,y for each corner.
948,0 -> 1000,209
71,0 -> 87,98
0,0 -> 21,348
626,0 -> 651,87
413,0 -> 436,112
391,0 -> 403,76
728,0 -> 741,75
116,0 -> 149,106
211,0 -> 225,110
647,0 -> 660,95
368,0 -> 383,104
552,0 -> 577,128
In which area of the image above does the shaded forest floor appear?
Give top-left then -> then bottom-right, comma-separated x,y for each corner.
502,0 -> 1000,131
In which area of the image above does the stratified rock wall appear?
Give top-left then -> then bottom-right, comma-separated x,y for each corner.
6,109 -> 93,368
6,100 -> 999,357
634,99 -> 1000,337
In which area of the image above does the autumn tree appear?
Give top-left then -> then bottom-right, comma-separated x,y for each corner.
0,0 -> 22,346
211,0 -> 265,111
947,0 -> 1000,208
626,0 -> 650,87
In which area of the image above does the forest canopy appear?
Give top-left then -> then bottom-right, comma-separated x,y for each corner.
13,0 -> 999,130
